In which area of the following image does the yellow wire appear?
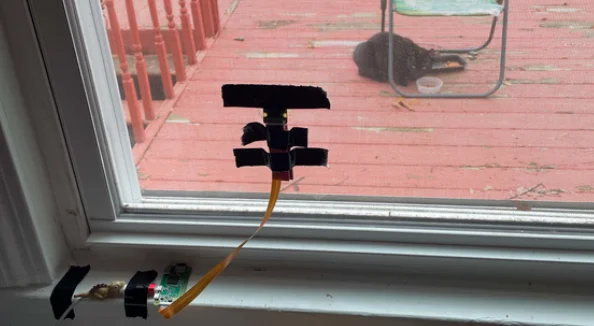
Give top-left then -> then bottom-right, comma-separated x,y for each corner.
159,178 -> 283,319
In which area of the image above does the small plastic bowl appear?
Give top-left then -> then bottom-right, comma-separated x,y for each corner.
416,76 -> 443,94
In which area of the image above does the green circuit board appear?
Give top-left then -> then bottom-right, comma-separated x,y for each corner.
153,263 -> 192,306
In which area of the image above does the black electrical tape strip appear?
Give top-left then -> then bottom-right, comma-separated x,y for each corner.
222,84 -> 331,110
291,148 -> 328,166
50,265 -> 91,320
124,270 -> 158,319
233,148 -> 269,167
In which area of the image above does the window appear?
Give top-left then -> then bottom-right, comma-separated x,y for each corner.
18,0 -> 594,277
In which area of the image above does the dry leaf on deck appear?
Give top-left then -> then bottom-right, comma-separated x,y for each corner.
392,99 -> 414,111
515,202 -> 532,211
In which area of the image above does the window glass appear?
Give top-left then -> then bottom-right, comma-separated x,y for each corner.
96,0 -> 592,205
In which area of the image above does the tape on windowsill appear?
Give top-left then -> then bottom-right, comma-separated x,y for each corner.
50,265 -> 91,320
124,270 -> 158,319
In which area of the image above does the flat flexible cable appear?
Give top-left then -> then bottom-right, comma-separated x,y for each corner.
159,178 -> 282,319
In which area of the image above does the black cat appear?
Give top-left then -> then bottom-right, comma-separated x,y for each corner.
353,32 -> 437,86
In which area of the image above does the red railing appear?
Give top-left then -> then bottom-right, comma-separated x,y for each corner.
101,0 -> 220,143
190,0 -> 207,50
148,0 -> 174,99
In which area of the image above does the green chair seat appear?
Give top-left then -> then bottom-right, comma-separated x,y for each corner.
393,0 -> 503,16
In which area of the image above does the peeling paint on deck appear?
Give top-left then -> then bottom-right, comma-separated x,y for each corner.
166,113 -> 197,125
460,163 -> 502,171
520,65 -> 570,71
546,7 -> 582,13
308,40 -> 361,47
525,162 -> 556,172
576,185 -> 594,193
336,12 -> 377,18
257,20 -> 297,29
506,78 -> 560,85
540,21 -> 594,29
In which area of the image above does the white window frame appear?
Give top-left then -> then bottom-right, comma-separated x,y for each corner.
5,0 -> 594,286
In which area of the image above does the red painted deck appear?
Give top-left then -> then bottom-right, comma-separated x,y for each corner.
132,0 -> 594,202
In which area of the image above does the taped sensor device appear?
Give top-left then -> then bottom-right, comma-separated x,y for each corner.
124,270 -> 158,319
154,264 -> 192,307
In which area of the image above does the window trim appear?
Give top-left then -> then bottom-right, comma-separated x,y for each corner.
27,0 -> 132,223
17,0 -> 594,283
93,201 -> 594,252
0,4 -> 72,287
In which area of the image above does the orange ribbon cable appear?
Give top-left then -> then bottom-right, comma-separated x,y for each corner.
159,178 -> 283,319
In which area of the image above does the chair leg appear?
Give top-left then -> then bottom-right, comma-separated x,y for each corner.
380,0 -> 387,32
440,16 -> 498,54
388,0 -> 509,98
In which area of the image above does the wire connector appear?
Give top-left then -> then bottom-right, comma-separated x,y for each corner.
73,281 -> 126,300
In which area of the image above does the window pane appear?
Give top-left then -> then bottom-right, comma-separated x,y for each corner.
92,0 -> 592,204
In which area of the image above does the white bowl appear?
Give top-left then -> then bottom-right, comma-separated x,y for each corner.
416,76 -> 443,94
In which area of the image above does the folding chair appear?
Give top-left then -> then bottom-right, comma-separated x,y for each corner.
379,0 -> 509,98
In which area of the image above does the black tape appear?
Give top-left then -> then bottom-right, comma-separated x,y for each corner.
124,270 -> 157,319
234,147 -> 327,171
50,265 -> 91,320
291,148 -> 328,166
269,152 -> 292,172
267,126 -> 290,150
241,124 -> 308,150
233,148 -> 269,167
289,127 -> 308,148
222,84 -> 331,110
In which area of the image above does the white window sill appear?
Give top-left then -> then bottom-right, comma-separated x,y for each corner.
86,231 -> 594,284
3,250 -> 593,326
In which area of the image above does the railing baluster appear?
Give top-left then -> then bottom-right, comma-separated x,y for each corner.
179,0 -> 197,65
200,0 -> 214,37
125,0 -> 155,120
210,0 -> 221,34
105,0 -> 145,143
164,0 -> 187,81
190,0 -> 207,50
148,0 -> 174,99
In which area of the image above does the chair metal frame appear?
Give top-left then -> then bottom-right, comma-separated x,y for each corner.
382,0 -> 509,98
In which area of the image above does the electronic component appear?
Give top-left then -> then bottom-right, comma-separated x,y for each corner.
153,264 -> 191,307
167,275 -> 179,285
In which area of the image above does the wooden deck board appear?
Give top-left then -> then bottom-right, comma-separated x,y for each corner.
133,0 -> 594,202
